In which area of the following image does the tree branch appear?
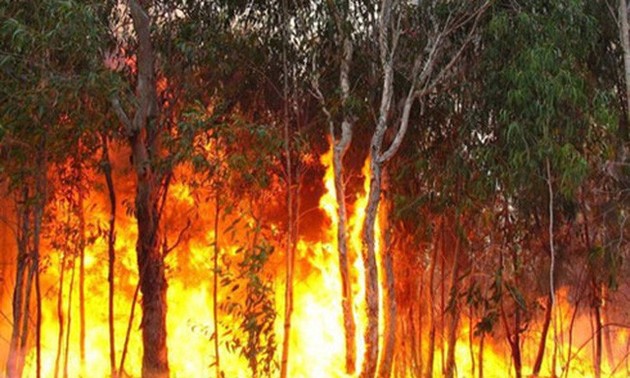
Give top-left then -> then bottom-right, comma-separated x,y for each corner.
110,96 -> 132,135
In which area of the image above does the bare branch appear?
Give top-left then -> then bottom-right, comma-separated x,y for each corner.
379,0 -> 490,164
163,218 -> 192,257
422,0 -> 490,95
110,96 -> 132,134
310,67 -> 336,139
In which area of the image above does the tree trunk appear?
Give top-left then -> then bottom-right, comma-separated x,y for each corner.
126,2 -> 169,376
620,0 -> 630,137
32,147 -> 46,378
444,237 -> 461,378
280,0 -> 296,373
512,310 -> 523,378
593,281 -> 603,378
102,133 -> 117,378
415,282 -> 423,377
54,245 -> 68,378
360,158 -> 383,378
119,282 -> 141,377
478,333 -> 484,378
602,288 -> 615,372
136,183 -> 168,378
330,13 -> 357,373
532,294 -> 553,376
6,187 -> 31,378
424,221 -> 439,378
63,253 -> 76,378
378,232 -> 396,378
213,194 -> 221,378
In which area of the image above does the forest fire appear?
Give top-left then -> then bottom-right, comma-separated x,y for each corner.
8,145 -> 374,378
1,143 -> 627,378
4,1 -> 630,378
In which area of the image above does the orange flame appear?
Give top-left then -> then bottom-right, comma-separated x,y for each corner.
10,143 -> 630,378
17,143 -> 380,377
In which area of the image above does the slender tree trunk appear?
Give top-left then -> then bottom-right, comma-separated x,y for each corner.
32,147 -> 46,378
280,0 -> 296,373
424,223 -> 439,378
510,287 -> 523,378
63,253 -> 76,378
334,144 -> 357,375
478,333 -> 485,378
119,282 -> 141,378
593,281 -> 603,378
21,261 -> 36,374
102,133 -> 117,378
7,188 -> 31,378
360,5 -> 400,371
378,231 -> 396,378
546,158 -> 556,378
415,281 -> 423,377
440,227 -> 446,374
563,294 -> 581,378
35,243 -> 42,378
360,159 -> 382,378
54,245 -> 68,378
444,237 -> 461,378
425,323 -> 436,378
532,294 -> 553,376
620,0 -> 630,135
213,193 -> 221,378
468,293 -> 475,377
328,11 -> 357,371
602,290 -> 615,372
509,311 -> 523,378
79,195 -> 86,375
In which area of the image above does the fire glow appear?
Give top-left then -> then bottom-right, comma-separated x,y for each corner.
1,143 -> 629,378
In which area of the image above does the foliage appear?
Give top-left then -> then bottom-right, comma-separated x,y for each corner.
219,220 -> 278,378
0,0 -> 111,187
481,0 -> 601,202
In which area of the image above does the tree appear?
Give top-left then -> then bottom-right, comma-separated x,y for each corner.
108,0 -> 171,376
360,2 -> 488,376
311,0 -> 358,372
0,1 -> 106,376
